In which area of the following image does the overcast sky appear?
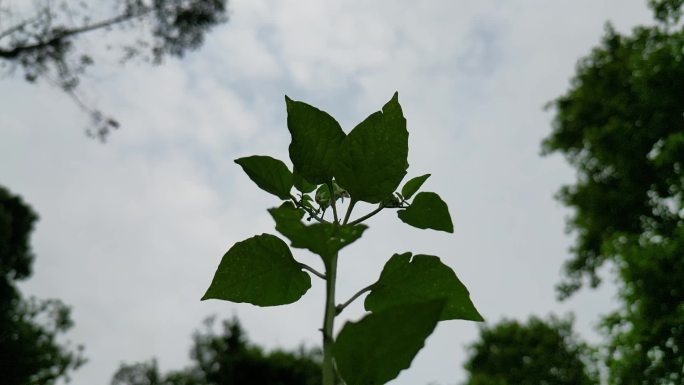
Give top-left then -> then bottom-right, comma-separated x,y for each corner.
1,1 -> 656,384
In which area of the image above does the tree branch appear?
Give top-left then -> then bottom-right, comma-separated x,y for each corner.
0,7 -> 151,59
0,16 -> 38,40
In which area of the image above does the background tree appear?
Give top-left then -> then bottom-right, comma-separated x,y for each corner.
0,184 -> 37,302
0,0 -> 229,139
462,316 -> 598,385
542,0 -> 684,383
111,317 -> 322,385
0,185 -> 85,385
648,0 -> 683,22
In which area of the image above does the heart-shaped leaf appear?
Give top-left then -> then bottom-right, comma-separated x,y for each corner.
202,234 -> 311,306
235,156 -> 293,200
398,192 -> 453,233
335,92 -> 409,204
365,253 -> 483,321
286,96 -> 346,185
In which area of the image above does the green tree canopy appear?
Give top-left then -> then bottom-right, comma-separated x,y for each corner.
111,317 -> 322,385
462,316 -> 597,385
599,228 -> 684,385
543,2 -> 684,383
543,23 -> 684,297
0,185 -> 84,385
649,0 -> 684,22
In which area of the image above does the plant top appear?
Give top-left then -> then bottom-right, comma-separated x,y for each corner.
202,92 -> 482,385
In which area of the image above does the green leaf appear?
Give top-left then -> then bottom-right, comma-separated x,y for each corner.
365,253 -> 483,321
293,173 -> 316,193
234,156 -> 293,200
268,203 -> 367,258
334,300 -> 445,385
300,194 -> 315,211
398,192 -> 453,233
401,174 -> 431,200
202,234 -> 311,306
335,92 -> 409,204
286,96 -> 346,185
315,184 -> 331,209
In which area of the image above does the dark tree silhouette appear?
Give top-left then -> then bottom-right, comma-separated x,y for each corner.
0,0 -> 229,139
0,184 -> 37,301
112,317 -> 322,385
462,316 -> 598,385
543,1 -> 684,383
0,185 -> 84,385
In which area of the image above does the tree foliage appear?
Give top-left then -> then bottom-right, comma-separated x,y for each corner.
462,316 -> 598,385
0,185 -> 84,385
0,185 -> 37,301
111,317 -> 322,385
543,2 -> 684,384
543,23 -> 684,296
0,0 -> 228,139
600,229 -> 684,385
649,0 -> 684,22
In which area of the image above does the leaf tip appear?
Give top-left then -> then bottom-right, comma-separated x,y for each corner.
284,95 -> 295,110
382,91 -> 404,117
388,91 -> 400,106
200,290 -> 211,301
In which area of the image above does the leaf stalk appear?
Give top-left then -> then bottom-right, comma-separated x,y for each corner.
342,199 -> 357,225
335,284 -> 376,316
348,204 -> 385,226
327,182 -> 339,224
298,263 -> 326,280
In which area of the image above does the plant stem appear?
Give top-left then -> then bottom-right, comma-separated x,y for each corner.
328,182 -> 339,224
322,253 -> 338,385
342,199 -> 357,225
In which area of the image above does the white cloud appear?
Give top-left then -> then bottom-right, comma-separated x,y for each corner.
0,1 -> 655,384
